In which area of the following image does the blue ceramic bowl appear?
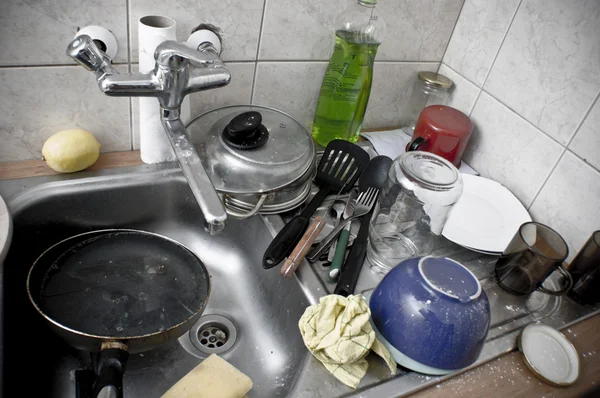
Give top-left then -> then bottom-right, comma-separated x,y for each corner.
369,256 -> 490,374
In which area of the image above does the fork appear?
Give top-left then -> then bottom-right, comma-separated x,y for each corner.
306,187 -> 379,262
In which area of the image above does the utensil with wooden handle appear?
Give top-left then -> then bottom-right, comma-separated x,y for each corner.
281,179 -> 354,277
281,216 -> 327,278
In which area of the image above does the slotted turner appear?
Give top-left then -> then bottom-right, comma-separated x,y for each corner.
263,140 -> 369,269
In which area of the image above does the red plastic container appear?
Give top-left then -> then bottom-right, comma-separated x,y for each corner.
406,105 -> 473,167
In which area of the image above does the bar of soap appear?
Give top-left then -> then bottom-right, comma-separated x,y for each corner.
161,354 -> 253,398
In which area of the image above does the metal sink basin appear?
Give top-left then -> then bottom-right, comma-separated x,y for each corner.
1,162 -> 598,398
0,164 -> 325,398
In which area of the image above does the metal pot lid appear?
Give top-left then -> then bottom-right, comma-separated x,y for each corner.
188,105 -> 315,195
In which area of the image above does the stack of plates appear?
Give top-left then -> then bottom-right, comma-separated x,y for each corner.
442,175 -> 531,254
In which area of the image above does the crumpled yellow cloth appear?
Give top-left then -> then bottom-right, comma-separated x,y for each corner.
298,294 -> 397,388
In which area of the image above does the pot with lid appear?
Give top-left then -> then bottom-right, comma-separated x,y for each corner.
188,105 -> 316,218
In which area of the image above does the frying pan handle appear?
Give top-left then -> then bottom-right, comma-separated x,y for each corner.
93,346 -> 129,398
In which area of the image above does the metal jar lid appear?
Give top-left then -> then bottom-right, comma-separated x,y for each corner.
188,105 -> 316,195
418,71 -> 454,90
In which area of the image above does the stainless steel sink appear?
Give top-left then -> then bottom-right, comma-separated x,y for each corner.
1,162 -> 598,398
0,164 -> 324,398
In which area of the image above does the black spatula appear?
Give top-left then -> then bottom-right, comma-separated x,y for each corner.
263,140 -> 369,269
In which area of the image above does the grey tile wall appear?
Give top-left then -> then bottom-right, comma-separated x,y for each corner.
442,0 -> 520,86
484,0 -> 600,145
365,62 -> 438,128
0,0 -> 129,65
569,97 -> 600,171
0,66 -> 131,162
253,62 -> 329,128
0,0 -> 464,163
465,92 -> 563,207
440,0 -> 600,260
375,0 -> 464,61
437,64 -> 479,115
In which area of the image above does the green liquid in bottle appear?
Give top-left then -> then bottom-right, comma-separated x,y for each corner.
312,30 -> 380,147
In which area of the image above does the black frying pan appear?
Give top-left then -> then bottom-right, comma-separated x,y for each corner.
27,229 -> 211,398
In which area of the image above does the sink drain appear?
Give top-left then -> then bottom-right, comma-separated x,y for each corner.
180,314 -> 237,357
198,325 -> 227,350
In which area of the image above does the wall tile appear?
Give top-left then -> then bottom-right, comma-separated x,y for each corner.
364,62 -> 438,129
442,0 -> 520,86
259,0 -> 346,61
129,0 -> 264,62
438,63 -> 480,116
529,152 -> 600,262
133,63 -> 255,149
377,0 -> 463,61
569,95 -> 600,171
252,62 -> 328,132
0,66 -> 130,162
259,0 -> 463,61
463,92 -> 563,207
0,0 -> 128,65
484,0 -> 600,145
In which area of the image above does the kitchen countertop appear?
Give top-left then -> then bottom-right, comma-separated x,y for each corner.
1,150 -> 599,397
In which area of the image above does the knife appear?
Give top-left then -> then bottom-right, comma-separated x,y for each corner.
328,189 -> 357,282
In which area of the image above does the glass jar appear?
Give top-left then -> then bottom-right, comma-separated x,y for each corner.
366,151 -> 463,274
402,71 -> 454,132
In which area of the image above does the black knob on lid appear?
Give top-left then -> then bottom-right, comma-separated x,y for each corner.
222,111 -> 269,150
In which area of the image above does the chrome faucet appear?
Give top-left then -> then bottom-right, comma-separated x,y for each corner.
67,34 -> 231,234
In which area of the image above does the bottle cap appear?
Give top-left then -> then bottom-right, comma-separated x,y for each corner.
418,71 -> 454,89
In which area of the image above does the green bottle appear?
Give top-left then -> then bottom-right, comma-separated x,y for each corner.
312,0 -> 386,147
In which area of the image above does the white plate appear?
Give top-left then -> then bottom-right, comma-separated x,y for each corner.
463,245 -> 502,256
518,323 -> 580,386
442,175 -> 531,253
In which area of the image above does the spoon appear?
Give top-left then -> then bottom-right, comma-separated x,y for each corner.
334,155 -> 393,296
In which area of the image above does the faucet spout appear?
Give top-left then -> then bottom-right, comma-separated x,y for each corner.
161,109 -> 227,234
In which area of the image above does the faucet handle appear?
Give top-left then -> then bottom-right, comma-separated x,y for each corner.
67,35 -> 109,71
154,41 -> 219,69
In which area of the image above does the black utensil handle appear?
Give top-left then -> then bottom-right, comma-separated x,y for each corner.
263,189 -> 330,269
408,136 -> 426,151
92,347 -> 129,398
299,188 -> 331,219
263,216 -> 310,268
334,210 -> 373,297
